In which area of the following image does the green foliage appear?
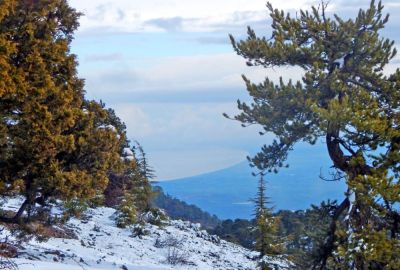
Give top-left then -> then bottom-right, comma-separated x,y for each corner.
152,186 -> 220,229
62,198 -> 89,220
141,208 -> 168,226
105,146 -> 154,228
129,152 -> 154,213
278,201 -> 339,269
113,143 -> 156,228
131,223 -> 150,238
116,190 -> 137,228
254,175 -> 282,261
212,218 -> 256,248
133,141 -> 156,180
230,0 -> 400,267
210,202 -> 341,269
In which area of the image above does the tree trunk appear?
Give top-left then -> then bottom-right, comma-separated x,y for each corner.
0,199 -> 29,224
0,194 -> 45,224
316,197 -> 350,270
324,127 -> 375,269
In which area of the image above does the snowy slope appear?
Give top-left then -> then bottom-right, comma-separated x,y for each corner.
0,202 -> 291,270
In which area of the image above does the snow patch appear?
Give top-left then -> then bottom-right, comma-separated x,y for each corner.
0,205 -> 292,270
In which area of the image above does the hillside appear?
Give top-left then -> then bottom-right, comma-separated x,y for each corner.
152,186 -> 220,229
0,198 -> 291,270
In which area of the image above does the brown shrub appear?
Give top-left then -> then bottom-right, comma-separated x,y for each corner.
23,222 -> 77,241
0,243 -> 17,258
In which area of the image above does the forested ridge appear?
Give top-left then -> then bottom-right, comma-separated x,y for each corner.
152,186 -> 221,229
153,187 -> 344,269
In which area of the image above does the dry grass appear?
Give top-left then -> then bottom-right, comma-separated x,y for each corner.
0,243 -> 17,258
21,222 -> 77,241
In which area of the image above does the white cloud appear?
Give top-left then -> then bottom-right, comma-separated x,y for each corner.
67,0 -> 400,48
112,102 -> 268,143
112,104 -> 154,137
83,53 -> 304,95
85,53 -> 123,62
68,0 -> 313,33
94,50 -> 398,96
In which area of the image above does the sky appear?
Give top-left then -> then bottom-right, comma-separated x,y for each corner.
68,0 -> 400,180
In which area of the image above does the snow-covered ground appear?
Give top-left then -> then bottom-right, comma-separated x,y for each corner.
0,199 -> 291,270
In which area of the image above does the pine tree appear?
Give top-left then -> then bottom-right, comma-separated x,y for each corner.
229,0 -> 400,268
254,175 -> 282,270
115,187 -> 137,228
0,0 -> 124,223
131,141 -> 155,212
104,142 -> 154,214
133,141 -> 156,180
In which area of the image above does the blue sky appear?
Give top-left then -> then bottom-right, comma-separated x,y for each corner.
68,0 -> 400,180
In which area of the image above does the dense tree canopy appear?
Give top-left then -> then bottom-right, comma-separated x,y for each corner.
230,0 -> 400,268
0,0 -> 147,224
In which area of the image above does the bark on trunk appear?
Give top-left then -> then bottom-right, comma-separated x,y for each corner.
0,199 -> 29,224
